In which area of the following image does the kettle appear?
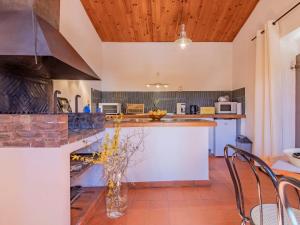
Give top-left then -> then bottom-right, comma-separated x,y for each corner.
176,103 -> 186,114
190,105 -> 198,114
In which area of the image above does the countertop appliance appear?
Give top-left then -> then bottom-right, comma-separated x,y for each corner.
214,119 -> 237,156
126,104 -> 144,114
176,103 -> 186,114
215,102 -> 237,114
190,105 -> 198,114
200,107 -> 215,115
236,103 -> 242,115
98,103 -> 121,115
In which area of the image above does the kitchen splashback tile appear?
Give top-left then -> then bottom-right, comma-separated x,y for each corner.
97,90 -> 244,114
91,88 -> 102,112
232,88 -> 246,114
0,72 -> 53,114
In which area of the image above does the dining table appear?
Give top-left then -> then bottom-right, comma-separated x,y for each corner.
262,156 -> 300,180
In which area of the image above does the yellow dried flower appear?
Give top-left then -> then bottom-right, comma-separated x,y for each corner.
71,155 -> 80,160
70,116 -> 144,193
108,180 -> 115,189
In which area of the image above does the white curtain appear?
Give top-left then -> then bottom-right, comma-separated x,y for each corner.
254,21 -> 283,157
280,38 -> 296,150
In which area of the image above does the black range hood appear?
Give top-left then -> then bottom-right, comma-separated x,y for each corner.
0,10 -> 100,80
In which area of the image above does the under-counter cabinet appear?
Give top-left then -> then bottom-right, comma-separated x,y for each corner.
214,119 -> 237,156
205,118 -> 215,155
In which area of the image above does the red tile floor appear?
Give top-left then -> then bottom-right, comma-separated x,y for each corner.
87,157 -> 278,225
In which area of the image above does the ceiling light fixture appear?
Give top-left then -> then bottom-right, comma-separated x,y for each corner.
145,72 -> 169,89
175,24 -> 192,49
175,0 -> 192,49
145,82 -> 169,89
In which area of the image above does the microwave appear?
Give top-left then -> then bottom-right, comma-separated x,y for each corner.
98,103 -> 121,114
215,102 -> 237,114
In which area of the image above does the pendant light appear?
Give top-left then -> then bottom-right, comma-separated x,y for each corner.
175,1 -> 192,49
175,24 -> 192,49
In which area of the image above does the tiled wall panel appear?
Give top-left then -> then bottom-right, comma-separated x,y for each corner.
91,88 -> 102,112
0,73 -> 53,114
99,89 -> 245,114
232,88 -> 246,114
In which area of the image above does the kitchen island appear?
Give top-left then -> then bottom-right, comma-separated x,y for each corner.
106,118 -> 216,186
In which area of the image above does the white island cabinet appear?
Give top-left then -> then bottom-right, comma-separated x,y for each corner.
105,119 -> 216,185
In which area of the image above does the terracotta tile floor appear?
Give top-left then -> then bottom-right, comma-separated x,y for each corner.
87,157 -> 278,225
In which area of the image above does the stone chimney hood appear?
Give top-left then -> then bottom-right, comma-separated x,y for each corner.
0,10 -> 100,80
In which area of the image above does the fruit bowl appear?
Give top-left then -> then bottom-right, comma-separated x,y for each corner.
148,110 -> 167,121
284,148 -> 300,168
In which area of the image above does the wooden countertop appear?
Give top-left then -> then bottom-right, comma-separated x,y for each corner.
169,114 -> 246,119
105,118 -> 217,128
106,114 -> 245,120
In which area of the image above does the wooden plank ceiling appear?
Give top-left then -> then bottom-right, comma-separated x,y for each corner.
81,0 -> 258,42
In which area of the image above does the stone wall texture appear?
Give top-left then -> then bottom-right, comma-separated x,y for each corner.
0,113 -> 105,148
0,114 -> 68,147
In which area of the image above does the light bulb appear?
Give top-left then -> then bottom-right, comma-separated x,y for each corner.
163,84 -> 168,88
156,84 -> 160,88
146,84 -> 150,88
175,24 -> 192,49
180,43 -> 187,49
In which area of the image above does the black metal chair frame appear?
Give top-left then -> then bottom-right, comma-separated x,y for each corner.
279,176 -> 300,225
224,144 -> 283,225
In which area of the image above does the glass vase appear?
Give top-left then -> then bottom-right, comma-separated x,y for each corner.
105,176 -> 128,218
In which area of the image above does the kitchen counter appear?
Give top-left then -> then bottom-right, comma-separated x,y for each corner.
0,122 -> 105,225
105,117 -> 214,186
106,113 -> 246,120
105,118 -> 217,128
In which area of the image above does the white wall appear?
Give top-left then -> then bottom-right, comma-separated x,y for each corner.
280,5 -> 300,37
101,42 -> 233,91
54,0 -> 103,111
59,0 -> 103,77
0,148 -> 70,225
232,0 -> 300,140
